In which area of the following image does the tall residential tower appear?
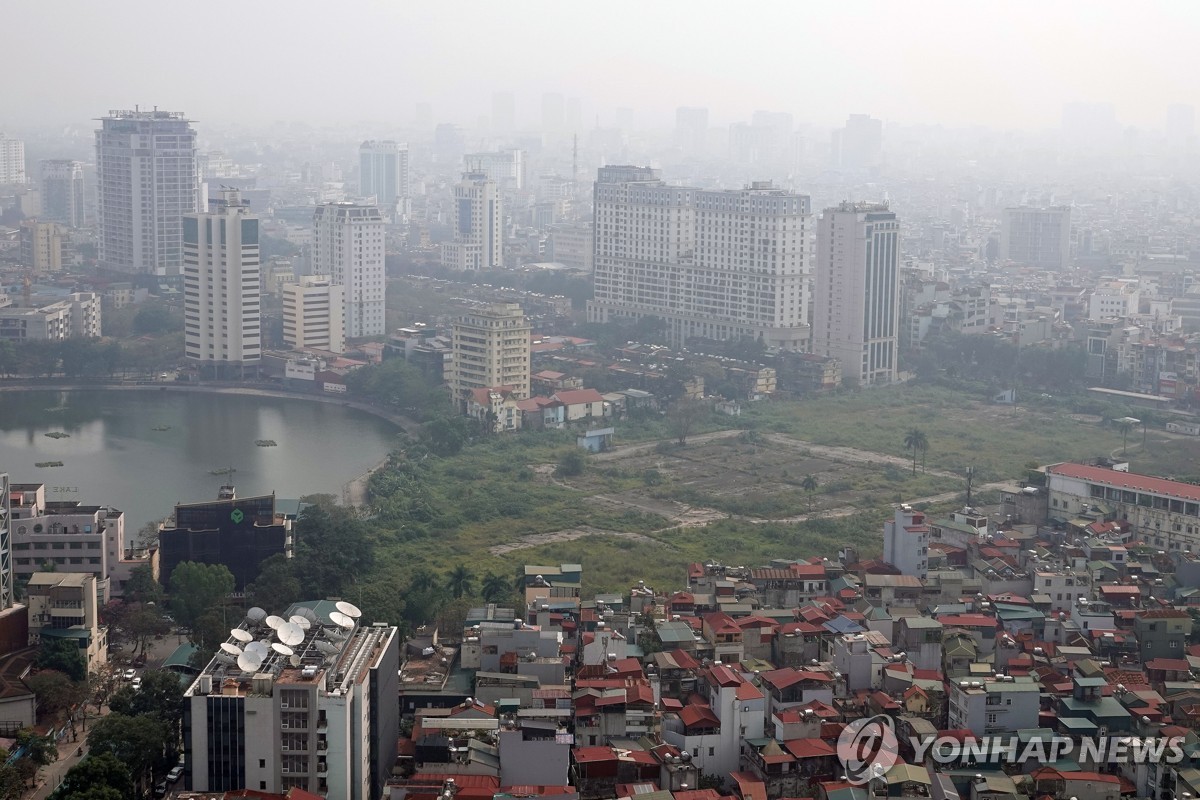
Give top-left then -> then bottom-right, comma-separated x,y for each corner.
358,140 -> 409,216
39,160 -> 86,228
95,109 -> 199,275
449,303 -> 531,409
312,203 -> 385,338
441,171 -> 504,271
812,202 -> 900,386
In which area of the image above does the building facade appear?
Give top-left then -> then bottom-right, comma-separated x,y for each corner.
312,204 -> 385,338
442,171 -> 504,271
39,160 -> 85,228
95,109 -> 199,275
20,220 -> 69,272
282,276 -> 345,353
449,303 -> 531,409
25,572 -> 107,673
183,190 -> 262,373
812,202 -> 900,386
588,167 -> 812,350
0,134 -> 25,185
464,149 -> 525,191
358,140 -> 409,215
999,206 -> 1072,271
184,603 -> 399,799
0,293 -> 101,341
882,504 -> 929,578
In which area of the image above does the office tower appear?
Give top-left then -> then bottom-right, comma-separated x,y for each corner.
999,206 -> 1072,270
675,107 -> 709,153
358,140 -> 409,211
542,93 -> 565,133
183,190 -> 262,373
463,149 -> 525,191
492,91 -> 516,131
587,166 -> 812,350
0,135 -> 25,184
0,473 -> 10,611
832,114 -> 883,169
39,160 -> 86,228
311,203 -> 385,338
20,220 -> 69,271
441,172 -> 504,271
449,303 -> 531,409
283,276 -> 345,353
95,109 -> 199,275
812,202 -> 900,387
184,607 -> 399,798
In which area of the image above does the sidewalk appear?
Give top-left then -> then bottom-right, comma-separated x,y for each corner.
27,709 -> 103,800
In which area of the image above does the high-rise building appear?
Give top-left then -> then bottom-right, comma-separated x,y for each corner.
675,107 -> 709,153
812,202 -> 900,387
441,172 -> 504,271
357,140 -> 409,213
999,206 -> 1072,271
587,167 -> 812,350
492,91 -> 516,131
312,203 -> 385,338
184,604 -> 399,798
39,160 -> 85,228
0,135 -> 25,185
20,220 -> 69,272
832,114 -> 883,170
449,303 -> 531,409
283,276 -> 345,353
183,190 -> 262,373
95,109 -> 199,275
463,149 -> 525,191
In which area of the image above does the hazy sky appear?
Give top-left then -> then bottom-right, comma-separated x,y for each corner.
6,0 -> 1199,132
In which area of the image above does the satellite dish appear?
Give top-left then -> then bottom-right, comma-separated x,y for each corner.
265,615 -> 285,630
329,611 -> 354,629
278,622 -> 304,647
246,607 -> 267,625
289,654 -> 302,667
294,606 -> 318,622
247,641 -> 270,657
315,640 -> 339,655
237,652 -> 264,673
220,643 -> 243,658
272,643 -> 295,657
230,629 -> 253,643
336,601 -> 362,619
290,615 -> 312,630
215,653 -> 235,665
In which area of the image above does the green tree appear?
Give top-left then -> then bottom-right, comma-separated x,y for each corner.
107,670 -> 184,743
132,302 -> 182,335
801,474 -> 819,512
666,397 -> 708,446
0,763 -> 23,798
447,565 -> 475,599
555,449 -> 586,477
56,751 -> 133,800
104,602 -> 169,655
87,713 -> 168,784
35,637 -> 87,682
422,416 -> 469,456
246,554 -> 301,612
122,564 -> 163,605
27,669 -> 85,723
292,504 -> 374,599
168,562 -> 235,630
14,728 -> 56,767
903,428 -> 929,475
481,573 -> 513,604
1117,418 -> 1134,455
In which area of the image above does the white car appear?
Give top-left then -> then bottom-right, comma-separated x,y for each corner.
167,765 -> 184,783
123,669 -> 136,681
131,676 -> 142,690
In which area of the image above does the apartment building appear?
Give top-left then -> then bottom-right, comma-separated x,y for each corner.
283,276 -> 345,354
312,203 -> 385,338
25,572 -> 107,673
449,303 -> 531,410
882,504 -> 929,578
0,293 -> 101,342
587,167 -> 812,350
20,220 -> 70,272
39,159 -> 85,228
999,206 -> 1072,271
946,676 -> 1040,736
442,172 -> 504,271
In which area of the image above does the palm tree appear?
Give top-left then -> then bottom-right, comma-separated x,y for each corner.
903,429 -> 929,475
481,572 -> 512,604
409,569 -> 440,595
801,475 -> 819,512
1117,418 -> 1134,455
447,565 -> 475,599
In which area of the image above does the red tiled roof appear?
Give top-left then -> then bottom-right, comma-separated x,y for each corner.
736,683 -> 763,701
552,388 -> 604,405
1047,463 -> 1200,503
680,705 -> 721,728
1146,658 -> 1190,671
784,739 -> 836,759
573,746 -> 618,763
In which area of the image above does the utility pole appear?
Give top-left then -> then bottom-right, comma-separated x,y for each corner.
965,466 -> 974,507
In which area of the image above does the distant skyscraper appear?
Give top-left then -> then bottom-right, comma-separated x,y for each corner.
95,109 -> 199,275
0,134 -> 26,184
463,149 -> 525,191
542,93 -> 565,133
588,167 -> 812,350
312,203 -> 385,338
441,172 -> 504,271
832,114 -> 882,170
675,107 -> 709,153
812,202 -> 900,386
40,160 -> 86,228
492,92 -> 516,131
999,206 -> 1072,271
183,190 -> 261,373
358,140 -> 409,213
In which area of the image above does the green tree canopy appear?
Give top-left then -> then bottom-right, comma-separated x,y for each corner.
292,505 -> 374,599
14,728 -> 56,767
107,670 -> 184,743
123,564 -> 163,605
447,565 -> 475,599
87,713 -> 168,782
168,562 -> 235,630
245,553 -> 301,612
35,637 -> 87,682
56,751 -> 133,800
26,669 -> 85,721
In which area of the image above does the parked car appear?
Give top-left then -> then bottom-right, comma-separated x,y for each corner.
167,765 -> 184,783
123,668 -> 136,681
131,676 -> 142,690
154,780 -> 167,797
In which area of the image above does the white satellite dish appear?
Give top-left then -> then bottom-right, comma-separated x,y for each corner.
278,622 -> 304,647
315,640 -> 339,655
230,629 -> 253,643
220,643 -> 243,658
272,643 -> 295,657
294,606 -> 318,622
246,641 -> 269,657
215,653 -> 235,665
289,654 -> 301,668
237,651 -> 264,673
289,615 -> 312,630
329,611 -> 354,629
246,607 -> 267,625
335,601 -> 363,619
265,615 -> 285,630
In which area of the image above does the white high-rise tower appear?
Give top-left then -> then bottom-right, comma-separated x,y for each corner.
312,203 -> 385,338
95,109 -> 199,275
812,202 -> 900,387
183,190 -> 261,374
0,135 -> 26,185
358,140 -> 409,215
40,160 -> 86,228
441,171 -> 504,271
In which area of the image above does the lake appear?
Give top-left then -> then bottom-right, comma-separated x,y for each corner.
0,389 -> 401,530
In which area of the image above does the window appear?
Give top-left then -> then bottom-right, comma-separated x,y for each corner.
259,759 -> 266,768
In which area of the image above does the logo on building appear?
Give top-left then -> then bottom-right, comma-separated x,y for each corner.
836,715 -> 898,785
230,508 -> 244,524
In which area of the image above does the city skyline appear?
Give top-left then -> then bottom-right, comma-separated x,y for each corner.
5,0 -> 1200,132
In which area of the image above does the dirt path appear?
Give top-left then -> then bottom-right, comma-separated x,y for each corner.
488,526 -> 662,555
759,433 -> 962,481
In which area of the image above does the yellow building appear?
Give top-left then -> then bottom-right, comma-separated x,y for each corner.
449,303 -> 531,410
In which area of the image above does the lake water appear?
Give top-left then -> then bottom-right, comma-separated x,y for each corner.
0,390 -> 401,529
